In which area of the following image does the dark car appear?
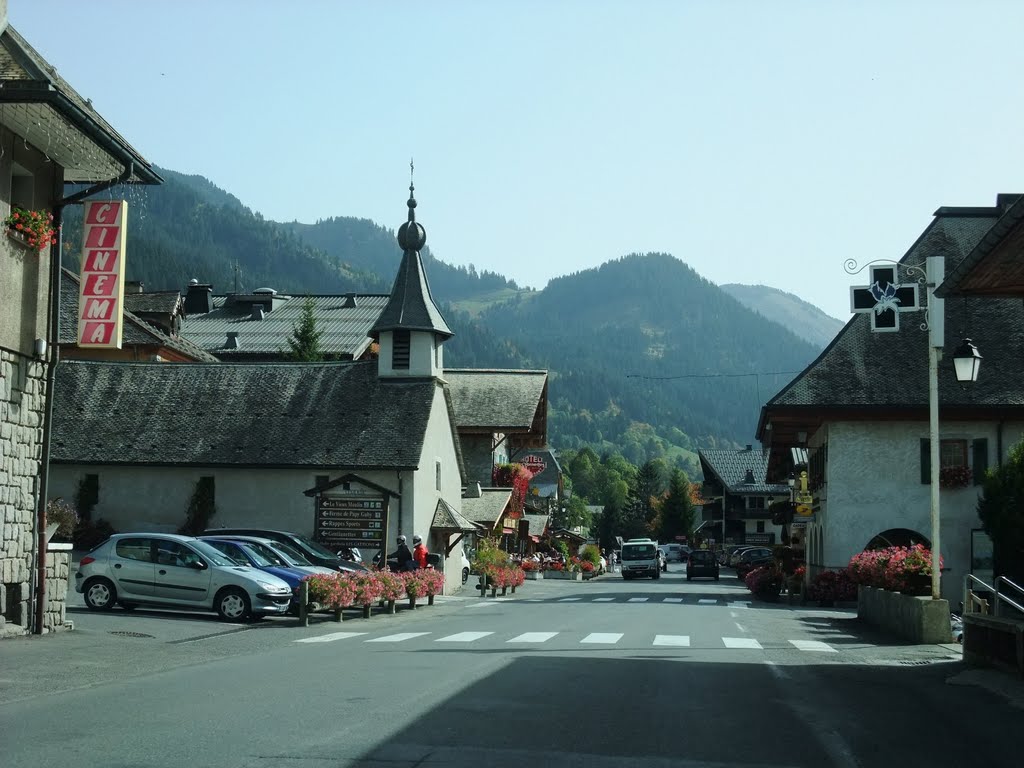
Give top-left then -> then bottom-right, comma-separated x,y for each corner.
201,528 -> 368,573
735,548 -> 775,579
686,549 -> 720,581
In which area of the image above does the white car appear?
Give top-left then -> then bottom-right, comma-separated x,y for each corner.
75,532 -> 293,622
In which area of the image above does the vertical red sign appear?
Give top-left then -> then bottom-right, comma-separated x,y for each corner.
78,200 -> 127,348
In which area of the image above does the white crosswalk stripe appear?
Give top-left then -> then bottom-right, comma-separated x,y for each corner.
366,632 -> 430,643
437,632 -> 493,642
581,633 -> 623,644
627,597 -> 648,603
698,599 -> 718,605
593,598 -> 615,602
508,632 -> 558,643
662,598 -> 683,603
789,639 -> 837,652
723,637 -> 763,649
653,634 -> 690,647
294,632 -> 367,644
558,597 -> 583,602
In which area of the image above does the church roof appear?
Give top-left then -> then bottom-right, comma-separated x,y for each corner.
370,184 -> 452,339
51,359 -> 440,468
699,447 -> 790,495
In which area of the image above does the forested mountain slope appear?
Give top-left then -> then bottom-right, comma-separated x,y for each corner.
721,283 -> 844,349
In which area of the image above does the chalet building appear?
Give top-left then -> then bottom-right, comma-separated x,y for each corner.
59,269 -> 216,363
757,195 -> 1024,598
699,446 -> 790,547
0,9 -> 161,635
175,283 -> 390,362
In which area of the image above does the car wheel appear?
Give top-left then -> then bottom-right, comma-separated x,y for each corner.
83,578 -> 116,611
215,587 -> 252,622
119,601 -> 138,611
462,567 -> 469,585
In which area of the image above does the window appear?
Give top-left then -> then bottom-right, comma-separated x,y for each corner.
392,330 -> 410,369
748,497 -> 765,510
920,438 -> 983,484
315,474 -> 330,490
756,521 -> 765,533
436,460 -> 442,491
115,538 -> 152,562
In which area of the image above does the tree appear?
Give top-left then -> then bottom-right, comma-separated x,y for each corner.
657,468 -> 697,543
633,460 -> 667,528
977,440 -> 1024,583
287,297 -> 324,361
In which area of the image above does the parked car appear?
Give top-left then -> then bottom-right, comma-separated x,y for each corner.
75,533 -> 293,621
461,551 -> 471,584
199,537 -> 336,613
735,549 -> 775,579
728,546 -> 762,567
201,528 -> 368,573
686,549 -> 720,580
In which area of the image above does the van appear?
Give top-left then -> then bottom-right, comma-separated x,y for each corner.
620,538 -> 660,580
659,543 -> 687,563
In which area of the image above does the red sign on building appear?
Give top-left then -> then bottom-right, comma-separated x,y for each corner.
77,200 -> 127,348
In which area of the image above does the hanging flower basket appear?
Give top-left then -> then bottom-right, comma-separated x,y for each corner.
4,207 -> 57,254
939,465 -> 972,489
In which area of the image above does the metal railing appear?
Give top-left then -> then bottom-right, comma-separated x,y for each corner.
963,574 -> 1024,619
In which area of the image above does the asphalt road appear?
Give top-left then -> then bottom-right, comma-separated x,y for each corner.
1,564 -> 1021,768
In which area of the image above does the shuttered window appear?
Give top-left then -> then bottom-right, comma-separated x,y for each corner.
920,438 -> 973,484
972,439 -> 989,485
392,330 -> 410,370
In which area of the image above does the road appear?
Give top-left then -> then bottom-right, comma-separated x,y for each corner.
1,563 -> 1020,768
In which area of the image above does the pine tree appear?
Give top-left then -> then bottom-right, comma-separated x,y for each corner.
657,468 -> 696,543
287,297 -> 324,361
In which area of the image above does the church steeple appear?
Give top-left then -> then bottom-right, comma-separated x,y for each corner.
370,164 -> 452,378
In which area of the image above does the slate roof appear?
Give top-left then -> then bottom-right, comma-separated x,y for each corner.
937,194 -> 1024,299
58,269 -> 218,362
762,207 -> 1024,417
445,369 -> 548,429
431,499 -> 478,532
460,489 -> 512,525
0,25 -> 160,184
523,513 -> 550,538
124,292 -> 182,316
699,447 -> 790,495
52,359 -> 442,468
179,293 -> 389,358
370,247 -> 452,339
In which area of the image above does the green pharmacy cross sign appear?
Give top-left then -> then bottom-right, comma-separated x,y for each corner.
850,264 -> 921,332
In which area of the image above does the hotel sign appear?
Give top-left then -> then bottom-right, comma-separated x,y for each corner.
77,200 -> 127,348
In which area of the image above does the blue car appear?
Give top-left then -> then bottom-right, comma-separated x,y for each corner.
200,537 -> 334,612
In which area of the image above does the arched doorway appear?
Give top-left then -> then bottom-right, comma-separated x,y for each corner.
864,528 -> 931,551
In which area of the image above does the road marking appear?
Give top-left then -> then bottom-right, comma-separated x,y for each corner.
524,599 -> 544,602
581,633 -> 623,644
294,632 -> 367,644
698,599 -> 718,605
765,660 -> 790,679
366,632 -> 430,643
662,598 -> 683,603
732,601 -> 751,609
653,634 -> 690,647
723,637 -> 763,649
730,611 -> 739,618
735,623 -> 747,632
627,597 -> 648,603
467,602 -> 495,609
508,632 -> 558,643
593,598 -> 615,602
789,639 -> 837,652
436,632 -> 493,643
558,597 -> 582,602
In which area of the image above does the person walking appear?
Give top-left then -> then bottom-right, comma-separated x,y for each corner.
413,533 -> 429,570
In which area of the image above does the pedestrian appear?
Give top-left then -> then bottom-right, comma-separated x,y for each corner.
413,533 -> 429,570
394,535 -> 414,572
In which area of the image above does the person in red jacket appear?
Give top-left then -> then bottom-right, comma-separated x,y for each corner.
413,534 -> 429,570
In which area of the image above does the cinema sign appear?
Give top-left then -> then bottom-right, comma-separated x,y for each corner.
77,200 -> 127,348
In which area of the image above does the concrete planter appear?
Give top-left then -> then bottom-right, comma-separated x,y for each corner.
544,570 -> 582,581
523,571 -> 544,580
857,585 -> 952,644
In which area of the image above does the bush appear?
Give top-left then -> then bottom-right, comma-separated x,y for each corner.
807,569 -> 857,602
471,537 -> 510,573
303,573 -> 355,610
377,571 -> 406,602
419,568 -> 446,596
848,544 -> 941,592
46,498 -> 79,540
744,564 -> 783,599
580,544 -> 602,567
73,518 -> 115,551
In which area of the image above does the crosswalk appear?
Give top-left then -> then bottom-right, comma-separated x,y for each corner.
293,629 -> 842,651
472,597 -> 756,608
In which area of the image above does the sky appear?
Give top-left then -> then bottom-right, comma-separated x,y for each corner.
10,1 -> 1024,321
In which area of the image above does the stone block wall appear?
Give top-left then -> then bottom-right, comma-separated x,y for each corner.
43,547 -> 70,632
857,585 -> 953,644
0,347 -> 46,631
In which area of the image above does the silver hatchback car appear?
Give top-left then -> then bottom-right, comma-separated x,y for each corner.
75,533 -> 293,622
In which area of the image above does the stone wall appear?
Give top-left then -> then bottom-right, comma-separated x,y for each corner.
43,546 -> 71,632
857,585 -> 953,644
0,347 -> 46,631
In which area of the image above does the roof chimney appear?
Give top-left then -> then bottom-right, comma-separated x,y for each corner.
743,469 -> 756,485
465,482 -> 482,499
225,331 -> 240,350
185,280 -> 213,315
125,280 -> 144,294
250,305 -> 265,321
342,294 -> 358,308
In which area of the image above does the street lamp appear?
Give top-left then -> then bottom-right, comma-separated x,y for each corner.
952,338 -> 982,383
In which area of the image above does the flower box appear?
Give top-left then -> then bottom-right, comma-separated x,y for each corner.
524,570 -> 544,580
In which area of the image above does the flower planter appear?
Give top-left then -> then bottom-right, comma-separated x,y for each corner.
524,571 -> 543,580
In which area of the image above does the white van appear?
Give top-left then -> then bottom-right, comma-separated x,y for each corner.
620,538 -> 660,580
658,543 -> 687,563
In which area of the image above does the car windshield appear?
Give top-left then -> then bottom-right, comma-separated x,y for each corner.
622,544 -> 656,560
264,540 -> 313,566
203,541 -> 251,566
188,540 -> 243,568
245,542 -> 289,568
291,534 -> 339,560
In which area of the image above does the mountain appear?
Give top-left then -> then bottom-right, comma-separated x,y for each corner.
58,170 -> 830,473
720,283 -> 844,349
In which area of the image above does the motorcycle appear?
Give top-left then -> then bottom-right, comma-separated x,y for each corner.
336,546 -> 362,562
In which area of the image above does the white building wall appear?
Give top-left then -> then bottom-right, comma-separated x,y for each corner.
48,464 -> 400,539
376,331 -> 439,378
818,420 -> 1024,599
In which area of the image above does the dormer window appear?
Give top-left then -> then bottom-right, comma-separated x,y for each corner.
392,330 -> 410,370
